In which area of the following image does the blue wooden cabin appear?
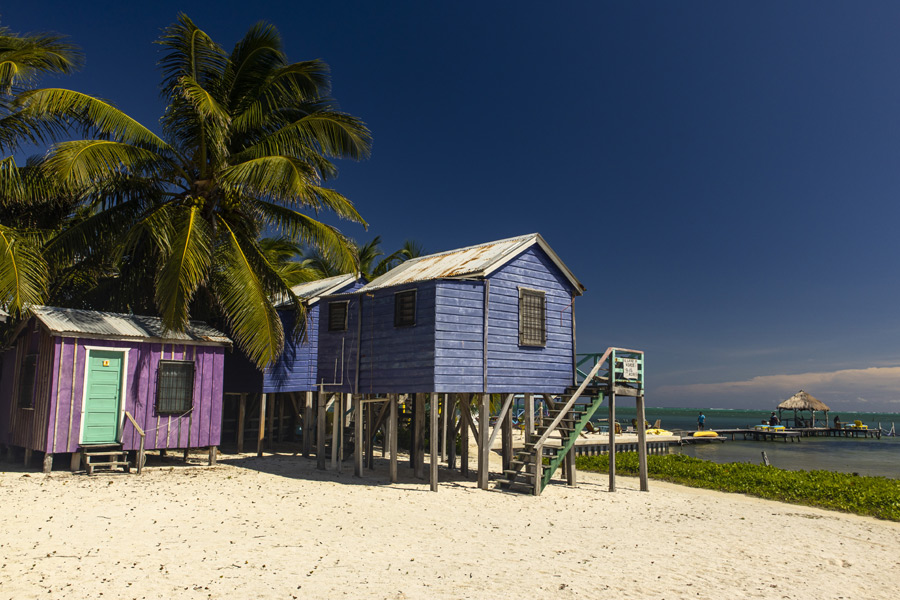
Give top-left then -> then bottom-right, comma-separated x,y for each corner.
222,274 -> 364,450
317,233 -> 585,395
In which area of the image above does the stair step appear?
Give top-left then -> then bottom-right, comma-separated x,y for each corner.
496,480 -> 536,494
88,461 -> 130,467
84,450 -> 127,458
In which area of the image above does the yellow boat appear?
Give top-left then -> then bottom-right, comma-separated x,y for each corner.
645,428 -> 672,436
692,431 -> 718,438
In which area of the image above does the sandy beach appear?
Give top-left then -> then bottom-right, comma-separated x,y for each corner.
1,448 -> 899,600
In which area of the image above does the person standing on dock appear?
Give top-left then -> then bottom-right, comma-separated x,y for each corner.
698,412 -> 706,430
769,412 -> 780,426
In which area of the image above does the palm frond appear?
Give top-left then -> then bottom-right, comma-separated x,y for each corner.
43,140 -> 165,188
156,14 -> 227,95
211,219 -> 286,367
239,110 -> 372,162
253,200 -> 358,272
0,225 -> 47,315
0,30 -> 83,92
155,204 -> 212,331
15,88 -> 170,150
220,155 -> 363,223
176,76 -> 231,128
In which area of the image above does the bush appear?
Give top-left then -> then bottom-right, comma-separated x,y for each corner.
576,453 -> 900,521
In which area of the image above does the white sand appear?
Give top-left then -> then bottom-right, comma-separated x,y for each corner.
1,449 -> 899,600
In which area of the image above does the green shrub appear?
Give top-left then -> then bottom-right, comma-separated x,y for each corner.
576,453 -> 900,521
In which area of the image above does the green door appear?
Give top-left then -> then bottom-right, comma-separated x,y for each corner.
82,350 -> 124,444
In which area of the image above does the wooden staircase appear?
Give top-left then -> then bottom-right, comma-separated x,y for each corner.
497,347 -> 645,495
80,444 -> 131,475
498,393 -> 604,494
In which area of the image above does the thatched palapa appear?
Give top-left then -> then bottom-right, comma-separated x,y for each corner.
777,390 -> 830,428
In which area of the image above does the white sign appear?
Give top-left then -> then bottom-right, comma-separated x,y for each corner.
622,358 -> 639,380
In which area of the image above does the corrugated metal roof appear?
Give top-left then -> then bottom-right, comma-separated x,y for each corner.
278,273 -> 361,307
31,306 -> 232,347
360,233 -> 585,294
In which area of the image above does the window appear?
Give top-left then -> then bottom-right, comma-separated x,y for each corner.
156,360 -> 195,414
519,288 -> 546,347
327,301 -> 349,332
17,354 -> 38,408
394,290 -> 416,327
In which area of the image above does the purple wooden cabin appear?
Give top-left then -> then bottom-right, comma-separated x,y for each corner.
0,306 -> 231,472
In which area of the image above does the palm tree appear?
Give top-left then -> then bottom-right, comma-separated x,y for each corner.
30,15 -> 371,366
0,25 -> 82,317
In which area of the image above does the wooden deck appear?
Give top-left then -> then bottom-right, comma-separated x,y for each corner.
714,428 -> 803,442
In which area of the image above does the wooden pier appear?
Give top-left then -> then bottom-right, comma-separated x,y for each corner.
713,427 -> 881,442
714,429 -> 802,442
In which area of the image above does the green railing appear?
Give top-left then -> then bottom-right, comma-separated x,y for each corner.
576,350 -> 644,390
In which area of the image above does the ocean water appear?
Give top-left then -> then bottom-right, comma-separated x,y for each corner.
591,406 -> 900,479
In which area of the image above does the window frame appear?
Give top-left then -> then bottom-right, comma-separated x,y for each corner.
155,360 -> 195,415
17,353 -> 38,409
327,300 -> 350,332
393,289 -> 417,328
518,287 -> 547,347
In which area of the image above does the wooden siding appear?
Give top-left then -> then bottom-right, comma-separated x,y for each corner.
317,284 -> 438,393
433,280 -> 485,392
316,294 -> 361,392
358,283 -> 436,393
262,306 -> 318,393
484,246 -> 577,393
1,321 -> 225,453
223,278 -> 364,394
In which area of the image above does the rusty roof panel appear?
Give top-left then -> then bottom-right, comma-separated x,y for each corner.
277,273 -> 362,307
31,306 -> 232,347
360,233 -> 584,294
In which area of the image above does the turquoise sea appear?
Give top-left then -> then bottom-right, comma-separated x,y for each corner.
592,406 -> 900,479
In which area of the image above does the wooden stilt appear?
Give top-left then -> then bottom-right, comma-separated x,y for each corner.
237,394 -> 246,453
430,392 -> 439,491
565,445 -> 576,486
502,398 -> 512,472
303,391 -> 313,458
42,453 -> 53,474
478,393 -> 490,490
354,395 -> 363,477
440,393 -> 448,462
276,395 -> 284,443
608,388 -> 616,492
317,389 -> 327,470
533,440 -> 543,496
409,395 -> 417,469
266,391 -> 275,449
414,393 -> 426,479
460,394 -> 471,477
636,394 -> 649,492
389,394 -> 398,483
331,393 -> 341,471
525,393 -> 535,440
70,451 -> 80,472
257,393 -> 267,457
447,394 -> 457,470
208,446 -> 217,466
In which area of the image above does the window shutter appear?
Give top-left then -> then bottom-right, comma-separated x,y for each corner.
518,289 -> 546,347
394,290 -> 416,327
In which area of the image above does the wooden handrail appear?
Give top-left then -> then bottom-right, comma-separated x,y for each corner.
124,410 -> 144,436
533,347 -> 614,449
533,347 -> 644,451
123,410 -> 145,475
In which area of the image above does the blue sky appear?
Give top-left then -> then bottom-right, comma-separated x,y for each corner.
6,2 -> 900,412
